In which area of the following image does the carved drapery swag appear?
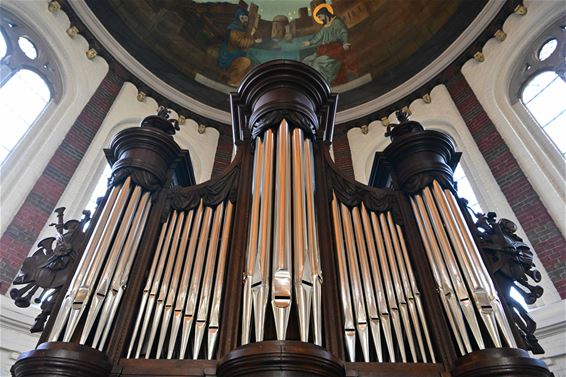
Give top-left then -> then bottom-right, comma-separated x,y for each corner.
10,208 -> 90,333
165,156 -> 241,215
250,110 -> 318,141
324,149 -> 400,221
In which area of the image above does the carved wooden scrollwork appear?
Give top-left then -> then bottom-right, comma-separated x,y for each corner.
10,207 -> 89,333
474,211 -> 544,354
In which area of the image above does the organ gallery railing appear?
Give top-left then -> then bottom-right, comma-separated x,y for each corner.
10,61 -> 551,377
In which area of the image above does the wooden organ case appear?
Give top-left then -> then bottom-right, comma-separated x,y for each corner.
11,61 -> 552,377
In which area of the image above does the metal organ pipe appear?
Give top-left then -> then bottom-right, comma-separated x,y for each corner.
168,202 -> 204,358
241,136 -> 264,345
252,128 -> 274,343
49,183 -> 122,342
379,212 -> 411,362
157,209 -> 194,359
303,138 -> 323,346
360,204 -> 394,362
127,214 -> 171,358
96,191 -> 152,350
409,180 -> 518,356
340,203 -> 370,362
386,212 -> 421,362
148,210 -> 186,359
272,119 -> 293,341
292,127 -> 311,344
134,210 -> 179,358
48,178 -> 154,352
179,206 -> 214,359
80,184 -> 143,345
65,177 -> 133,342
395,223 -> 435,363
240,120 -> 322,348
329,197 -> 433,363
351,207 -> 382,362
193,202 -> 225,359
330,195 -> 356,362
422,186 -> 483,351
208,201 -> 234,359
430,182 -> 499,348
440,183 -> 516,348
411,195 -> 469,355
370,211 -> 404,362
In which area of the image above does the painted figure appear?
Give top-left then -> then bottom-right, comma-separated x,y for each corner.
303,4 -> 352,85
218,8 -> 262,86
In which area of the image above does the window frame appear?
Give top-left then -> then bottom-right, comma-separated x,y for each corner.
508,16 -> 565,165
0,10 -> 63,166
0,0 -> 109,236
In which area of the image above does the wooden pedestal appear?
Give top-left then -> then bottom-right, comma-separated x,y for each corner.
11,342 -> 112,377
451,348 -> 552,377
217,341 -> 345,377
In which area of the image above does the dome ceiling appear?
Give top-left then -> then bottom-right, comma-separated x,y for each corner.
86,0 -> 488,113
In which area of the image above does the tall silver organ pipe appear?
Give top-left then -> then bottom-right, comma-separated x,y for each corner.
252,128 -> 274,343
330,194 -> 435,363
410,180 -> 516,355
241,119 -> 322,346
128,198 -> 234,360
48,178 -> 153,347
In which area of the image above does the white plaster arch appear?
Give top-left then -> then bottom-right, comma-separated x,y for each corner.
29,81 -> 220,249
0,0 -> 109,235
461,0 -> 566,236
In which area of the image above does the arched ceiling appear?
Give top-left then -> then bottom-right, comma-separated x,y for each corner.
82,0 -> 491,121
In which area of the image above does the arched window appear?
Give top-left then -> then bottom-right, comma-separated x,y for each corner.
510,18 -> 566,158
84,164 -> 112,216
453,164 -> 483,214
0,10 -> 61,165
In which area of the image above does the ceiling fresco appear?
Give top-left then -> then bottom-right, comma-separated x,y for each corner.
87,0 -> 487,111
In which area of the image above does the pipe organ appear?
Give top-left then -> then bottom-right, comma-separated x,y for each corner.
11,61 -> 551,377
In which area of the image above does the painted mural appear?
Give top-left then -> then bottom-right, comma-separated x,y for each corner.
91,0 -> 486,109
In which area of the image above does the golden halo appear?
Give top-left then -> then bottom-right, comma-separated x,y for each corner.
313,3 -> 334,25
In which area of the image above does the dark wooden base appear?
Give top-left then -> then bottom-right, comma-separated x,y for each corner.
11,342 -> 112,377
217,341 -> 345,377
451,348 -> 552,377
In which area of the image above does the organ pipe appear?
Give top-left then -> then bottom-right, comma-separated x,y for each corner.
340,203 -> 370,362
179,206 -> 214,359
49,183 -> 121,342
370,211 -> 405,362
351,207 -> 382,362
95,190 -> 152,350
158,209 -> 194,359
168,202 -> 204,358
330,194 -> 356,362
193,202 -> 225,359
411,195 -> 470,355
252,128 -> 274,343
304,138 -> 323,346
360,203 -> 393,362
292,127 -> 311,344
127,214 -> 171,358
271,119 -> 293,341
396,224 -> 436,362
208,201 -> 234,359
241,136 -> 264,345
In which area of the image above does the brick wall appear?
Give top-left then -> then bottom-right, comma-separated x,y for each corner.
332,128 -> 356,180
211,127 -> 234,179
0,71 -> 124,294
446,72 -> 566,299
